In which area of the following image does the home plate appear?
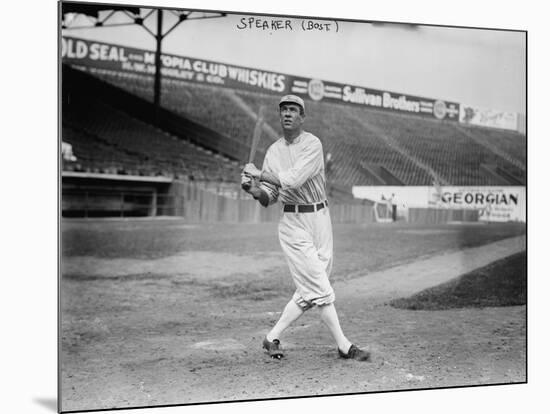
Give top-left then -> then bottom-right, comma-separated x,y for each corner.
191,339 -> 246,351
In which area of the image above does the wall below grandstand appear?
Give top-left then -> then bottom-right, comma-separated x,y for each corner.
62,173 -> 174,218
62,174 -> 375,223
159,180 -> 376,223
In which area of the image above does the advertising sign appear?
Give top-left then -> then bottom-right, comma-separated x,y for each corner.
290,77 -> 460,121
431,186 -> 525,222
459,105 -> 519,131
62,36 -> 461,121
352,185 -> 525,222
61,36 -> 289,94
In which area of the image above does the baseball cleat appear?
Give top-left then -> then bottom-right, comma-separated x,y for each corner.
338,344 -> 371,362
263,337 -> 284,359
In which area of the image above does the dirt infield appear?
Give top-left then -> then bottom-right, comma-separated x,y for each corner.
60,220 -> 526,412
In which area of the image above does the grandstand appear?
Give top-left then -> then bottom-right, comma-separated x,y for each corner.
61,63 -> 526,219
350,108 -> 526,186
62,67 -> 242,182
70,66 -> 525,189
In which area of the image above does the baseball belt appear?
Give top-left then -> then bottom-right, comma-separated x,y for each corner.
283,200 -> 328,213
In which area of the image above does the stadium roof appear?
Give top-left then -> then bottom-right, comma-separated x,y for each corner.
61,3 -> 140,19
61,2 -> 226,110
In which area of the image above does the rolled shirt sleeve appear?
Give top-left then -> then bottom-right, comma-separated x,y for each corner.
278,138 -> 323,190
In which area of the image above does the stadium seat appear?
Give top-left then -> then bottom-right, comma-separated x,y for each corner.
67,67 -> 525,187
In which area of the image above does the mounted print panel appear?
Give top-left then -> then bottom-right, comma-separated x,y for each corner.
59,1 -> 526,412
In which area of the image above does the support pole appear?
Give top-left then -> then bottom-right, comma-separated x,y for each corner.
153,9 -> 163,121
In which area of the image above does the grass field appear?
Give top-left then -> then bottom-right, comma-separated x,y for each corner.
60,218 -> 526,412
391,251 -> 526,310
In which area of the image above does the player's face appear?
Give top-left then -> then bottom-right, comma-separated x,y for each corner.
279,103 -> 304,131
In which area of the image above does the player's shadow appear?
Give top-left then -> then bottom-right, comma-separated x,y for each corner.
34,397 -> 57,412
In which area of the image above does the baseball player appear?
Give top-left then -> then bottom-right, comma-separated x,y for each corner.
242,95 -> 371,362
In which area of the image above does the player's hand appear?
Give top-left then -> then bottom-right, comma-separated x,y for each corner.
243,163 -> 261,179
241,173 -> 253,191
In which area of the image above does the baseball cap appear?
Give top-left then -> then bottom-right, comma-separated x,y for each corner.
279,94 -> 305,113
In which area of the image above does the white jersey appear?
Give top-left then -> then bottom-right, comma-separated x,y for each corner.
262,131 -> 327,205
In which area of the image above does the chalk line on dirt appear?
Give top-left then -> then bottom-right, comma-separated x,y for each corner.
335,235 -> 526,303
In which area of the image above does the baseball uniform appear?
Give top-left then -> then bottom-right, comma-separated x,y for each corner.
262,131 -> 334,310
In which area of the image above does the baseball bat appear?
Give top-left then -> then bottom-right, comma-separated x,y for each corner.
248,105 -> 265,164
242,105 -> 265,191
